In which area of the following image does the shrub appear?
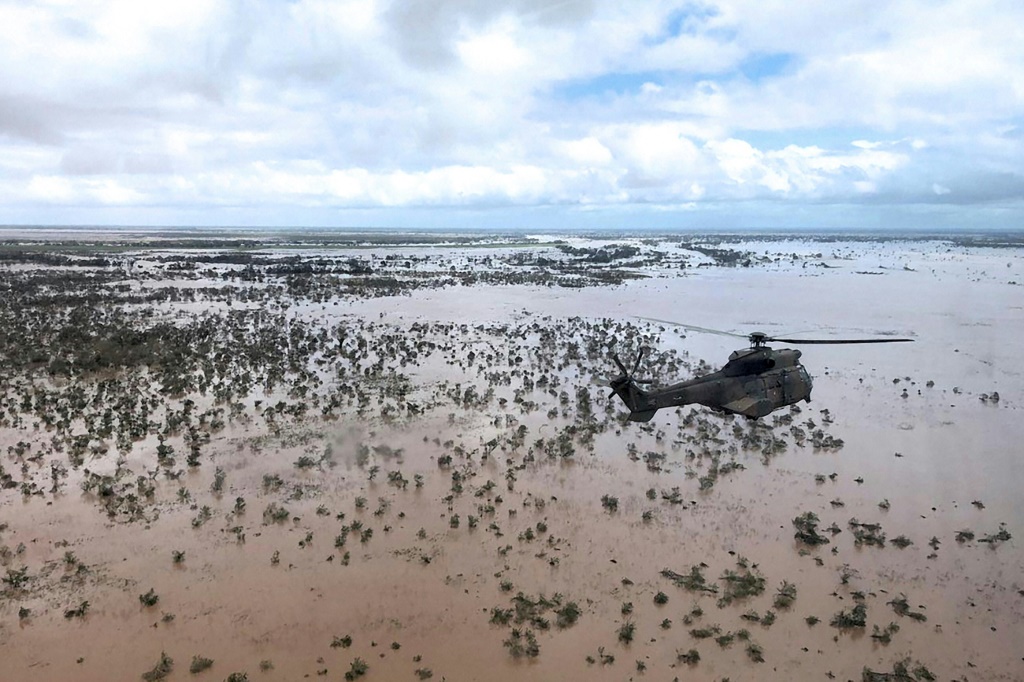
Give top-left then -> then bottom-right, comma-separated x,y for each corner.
189,656 -> 214,673
141,652 -> 173,682
139,588 -> 160,607
344,658 -> 369,680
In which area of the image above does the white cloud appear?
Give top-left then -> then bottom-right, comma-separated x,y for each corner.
26,175 -> 76,203
557,137 -> 614,166
706,138 -> 764,186
23,174 -> 142,205
457,18 -> 530,73
0,0 -> 1022,225
614,123 -> 702,177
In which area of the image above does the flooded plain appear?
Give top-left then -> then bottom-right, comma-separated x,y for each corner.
0,229 -> 1022,682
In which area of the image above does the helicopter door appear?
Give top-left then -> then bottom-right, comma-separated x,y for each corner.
760,373 -> 785,409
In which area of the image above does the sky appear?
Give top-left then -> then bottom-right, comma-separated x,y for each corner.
1,0 -> 1023,231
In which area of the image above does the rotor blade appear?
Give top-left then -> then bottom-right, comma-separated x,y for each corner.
595,375 -> 654,388
767,337 -> 915,345
631,347 -> 645,376
612,354 -> 628,375
635,316 -> 747,339
773,329 -> 817,338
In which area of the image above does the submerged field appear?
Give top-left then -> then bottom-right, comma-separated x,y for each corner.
0,228 -> 1021,682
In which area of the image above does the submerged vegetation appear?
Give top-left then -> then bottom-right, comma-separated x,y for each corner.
141,651 -> 173,682
831,602 -> 868,629
717,562 -> 766,607
793,511 -> 830,546
862,658 -> 937,681
0,232 -> 1018,681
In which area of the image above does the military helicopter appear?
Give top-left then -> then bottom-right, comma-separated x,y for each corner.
608,318 -> 913,421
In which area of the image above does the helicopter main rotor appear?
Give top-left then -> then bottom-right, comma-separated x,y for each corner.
637,317 -> 914,348
747,331 -> 915,348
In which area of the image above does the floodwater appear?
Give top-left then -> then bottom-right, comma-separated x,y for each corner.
1,235 -> 1022,682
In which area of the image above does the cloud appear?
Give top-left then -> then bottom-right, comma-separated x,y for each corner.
0,0 -> 1022,227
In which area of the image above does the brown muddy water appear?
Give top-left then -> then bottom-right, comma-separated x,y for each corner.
1,234 -> 1022,682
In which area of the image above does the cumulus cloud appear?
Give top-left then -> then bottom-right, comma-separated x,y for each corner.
0,0 -> 1022,227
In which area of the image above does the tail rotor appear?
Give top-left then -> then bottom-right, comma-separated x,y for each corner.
605,347 -> 657,422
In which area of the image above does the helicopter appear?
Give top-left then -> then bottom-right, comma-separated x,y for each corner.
608,318 -> 914,421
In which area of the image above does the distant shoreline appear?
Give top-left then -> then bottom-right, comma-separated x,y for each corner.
1,224 -> 1023,246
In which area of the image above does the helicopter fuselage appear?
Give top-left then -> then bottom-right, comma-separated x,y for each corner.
611,346 -> 813,421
